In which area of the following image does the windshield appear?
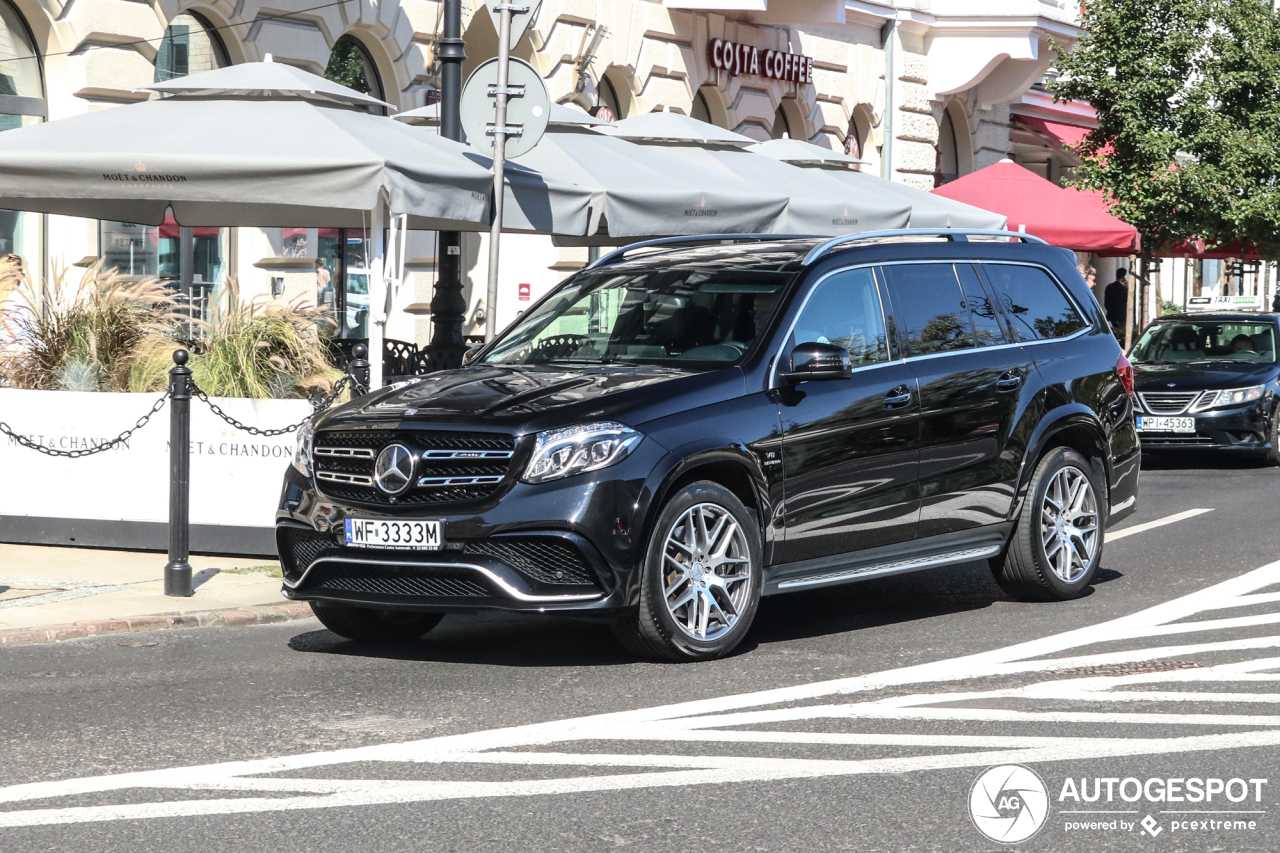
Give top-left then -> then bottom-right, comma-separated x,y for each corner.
1131,320 -> 1278,365
482,268 -> 793,368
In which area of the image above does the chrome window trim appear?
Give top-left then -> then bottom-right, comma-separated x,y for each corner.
285,555 -> 603,602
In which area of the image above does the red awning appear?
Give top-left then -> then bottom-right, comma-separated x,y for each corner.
1162,239 -> 1261,261
158,213 -> 221,240
931,160 -> 1140,255
1015,115 -> 1092,149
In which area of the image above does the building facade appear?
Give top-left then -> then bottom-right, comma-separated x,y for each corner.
0,0 -> 1082,345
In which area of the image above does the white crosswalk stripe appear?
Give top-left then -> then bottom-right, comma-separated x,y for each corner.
4,516 -> 1279,830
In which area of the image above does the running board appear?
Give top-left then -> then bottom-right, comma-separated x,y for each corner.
774,544 -> 1003,591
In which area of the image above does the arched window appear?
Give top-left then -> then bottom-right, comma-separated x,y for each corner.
154,12 -> 228,82
325,36 -> 384,110
935,103 -> 972,186
0,0 -> 44,291
597,73 -> 623,120
771,104 -> 791,139
691,90 -> 712,124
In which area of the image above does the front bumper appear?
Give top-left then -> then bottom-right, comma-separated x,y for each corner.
275,438 -> 670,616
1136,402 -> 1272,452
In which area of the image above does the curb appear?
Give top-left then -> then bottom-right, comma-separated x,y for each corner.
0,602 -> 315,647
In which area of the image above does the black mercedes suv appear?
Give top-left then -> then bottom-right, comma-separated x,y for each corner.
276,230 -> 1140,661
1130,310 -> 1280,463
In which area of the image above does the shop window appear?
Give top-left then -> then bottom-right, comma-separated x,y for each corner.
0,0 -> 44,298
154,13 -> 229,83
98,216 -> 228,319
325,36 -> 385,115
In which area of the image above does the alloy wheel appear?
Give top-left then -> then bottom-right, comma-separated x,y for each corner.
661,502 -> 753,641
1040,465 -> 1099,583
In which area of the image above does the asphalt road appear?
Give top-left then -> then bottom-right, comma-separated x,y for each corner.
2,450 -> 1280,852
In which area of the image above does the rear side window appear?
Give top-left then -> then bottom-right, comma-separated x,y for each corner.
882,264 -> 974,356
788,267 -> 889,367
981,263 -> 1087,341
957,264 -> 1011,346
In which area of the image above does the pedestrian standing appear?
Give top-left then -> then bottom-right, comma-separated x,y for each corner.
1104,268 -> 1129,332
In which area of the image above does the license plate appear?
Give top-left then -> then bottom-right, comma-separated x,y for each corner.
344,518 -> 443,550
1136,416 -> 1196,433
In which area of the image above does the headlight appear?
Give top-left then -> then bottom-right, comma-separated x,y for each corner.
1192,385 -> 1265,411
522,422 -> 643,484
293,419 -> 315,477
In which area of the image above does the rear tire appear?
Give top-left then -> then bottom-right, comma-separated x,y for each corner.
610,482 -> 762,662
991,447 -> 1103,602
310,603 -> 443,643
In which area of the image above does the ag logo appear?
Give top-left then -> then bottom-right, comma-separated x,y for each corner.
969,764 -> 1049,843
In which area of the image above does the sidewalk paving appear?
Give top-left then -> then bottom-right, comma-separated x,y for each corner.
0,543 -> 314,646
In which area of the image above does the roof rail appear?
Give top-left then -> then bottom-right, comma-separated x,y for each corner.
802,229 -> 1049,267
586,234 -> 825,270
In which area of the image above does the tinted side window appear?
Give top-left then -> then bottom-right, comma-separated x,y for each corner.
882,264 -> 974,356
789,267 -> 889,367
957,264 -> 1010,346
981,263 -> 1087,341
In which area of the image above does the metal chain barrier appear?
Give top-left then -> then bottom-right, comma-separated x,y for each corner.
187,374 -> 358,437
0,392 -> 170,458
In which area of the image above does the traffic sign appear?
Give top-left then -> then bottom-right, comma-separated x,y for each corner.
483,0 -> 543,48
459,57 -> 550,159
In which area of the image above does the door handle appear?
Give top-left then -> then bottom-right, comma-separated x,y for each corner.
996,371 -> 1023,391
884,386 -> 913,409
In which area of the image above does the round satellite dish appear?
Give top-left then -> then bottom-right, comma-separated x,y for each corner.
460,58 -> 550,159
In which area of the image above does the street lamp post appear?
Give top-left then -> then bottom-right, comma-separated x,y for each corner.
426,0 -> 469,373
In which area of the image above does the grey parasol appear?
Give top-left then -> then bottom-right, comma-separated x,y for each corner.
749,140 -> 1006,230
0,58 -> 496,230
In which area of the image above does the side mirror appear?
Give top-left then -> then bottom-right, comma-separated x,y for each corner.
461,345 -> 483,366
779,342 -> 853,384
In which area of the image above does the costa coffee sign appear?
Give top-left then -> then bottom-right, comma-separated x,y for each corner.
709,38 -> 814,84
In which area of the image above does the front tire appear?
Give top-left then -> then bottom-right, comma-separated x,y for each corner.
611,482 -> 762,662
310,603 -> 443,643
991,447 -> 1103,602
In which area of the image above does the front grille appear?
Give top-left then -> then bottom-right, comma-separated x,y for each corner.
1139,435 -> 1215,446
464,538 -> 596,585
313,429 -> 517,506
307,563 -> 489,597
276,526 -> 599,592
1139,391 -> 1200,414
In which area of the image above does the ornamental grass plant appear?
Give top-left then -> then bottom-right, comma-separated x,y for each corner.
1,264 -> 343,400
0,261 -> 178,392
183,280 -> 341,399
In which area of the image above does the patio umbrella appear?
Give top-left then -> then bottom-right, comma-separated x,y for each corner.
399,106 -> 790,240
0,57 -> 495,231
749,138 -> 1006,230
931,160 -> 1139,253
0,57 -> 502,387
602,115 -> 911,235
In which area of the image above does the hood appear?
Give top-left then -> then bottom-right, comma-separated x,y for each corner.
318,364 -> 746,434
1132,360 -> 1280,393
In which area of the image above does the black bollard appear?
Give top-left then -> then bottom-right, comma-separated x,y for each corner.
164,349 -> 193,597
350,344 -> 371,393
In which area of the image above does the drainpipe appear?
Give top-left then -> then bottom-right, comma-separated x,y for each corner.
880,18 -> 895,181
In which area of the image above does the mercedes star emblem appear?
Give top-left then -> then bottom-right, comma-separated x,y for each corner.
374,444 -> 416,495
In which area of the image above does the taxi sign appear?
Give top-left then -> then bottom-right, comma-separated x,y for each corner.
1185,294 -> 1264,312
